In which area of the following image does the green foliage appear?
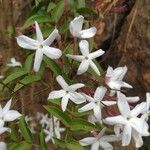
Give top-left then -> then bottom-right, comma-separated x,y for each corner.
39,130 -> 48,150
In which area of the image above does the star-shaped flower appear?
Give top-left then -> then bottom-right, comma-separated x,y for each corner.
80,127 -> 119,150
16,21 -> 62,72
48,75 -> 85,111
7,57 -> 22,67
69,15 -> 97,39
0,99 -> 22,127
79,86 -> 116,122
105,66 -> 132,94
104,92 -> 149,147
67,40 -> 105,75
0,142 -> 7,150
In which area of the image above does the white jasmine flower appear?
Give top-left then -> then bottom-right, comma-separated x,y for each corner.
16,21 -> 62,72
80,127 -> 119,150
7,57 -> 22,67
39,114 -> 50,128
104,92 -> 149,147
48,75 -> 85,112
67,40 -> 104,75
126,96 -> 140,103
69,15 -> 97,39
105,66 -> 132,95
0,142 -> 7,150
0,75 -> 4,79
0,99 -> 22,127
79,86 -> 116,122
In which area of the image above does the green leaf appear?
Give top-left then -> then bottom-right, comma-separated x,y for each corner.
70,118 -> 98,132
23,53 -> 34,72
39,130 -> 48,150
44,105 -> 71,127
8,141 -> 32,150
66,139 -> 85,150
59,21 -> 70,34
22,14 -> 52,29
52,0 -> 64,23
53,138 -> 66,149
18,117 -> 33,143
43,56 -> 62,75
13,74 -> 41,92
47,2 -> 56,12
77,7 -> 97,15
3,69 -> 27,85
77,0 -> 85,8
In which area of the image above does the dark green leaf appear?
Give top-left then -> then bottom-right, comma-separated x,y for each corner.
24,53 -> 34,72
39,130 -> 48,150
77,7 -> 97,15
53,138 -> 67,149
77,0 -> 85,8
47,2 -> 56,12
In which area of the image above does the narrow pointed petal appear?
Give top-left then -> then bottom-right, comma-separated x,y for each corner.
66,54 -> 84,62
0,142 -> 7,150
89,60 -> 100,76
4,110 -> 21,122
48,90 -> 66,99
114,125 -> 122,136
122,124 -> 131,146
99,141 -> 113,150
106,66 -> 113,77
56,76 -> 68,90
69,92 -> 86,104
117,92 -> 130,118
89,49 -> 105,59
81,93 -> 95,102
79,27 -> 97,39
102,101 -> 116,106
101,135 -> 120,142
0,127 -> 10,135
126,96 -> 140,103
69,83 -> 84,91
61,95 -> 69,112
93,105 -> 102,121
94,86 -> 107,101
43,28 -> 59,46
35,21 -> 44,42
33,49 -> 43,72
0,120 -> 4,127
79,102 -> 95,112
91,142 -> 100,150
97,128 -> 106,139
122,82 -> 133,88
42,46 -> 62,59
79,40 -> 89,56
77,60 -> 89,75
2,99 -> 12,115
104,116 -> 127,125
16,35 -> 38,50
146,92 -> 150,109
80,137 -> 96,146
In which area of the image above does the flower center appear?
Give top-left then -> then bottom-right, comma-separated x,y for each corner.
39,45 -> 43,49
127,116 -> 132,120
85,56 -> 89,60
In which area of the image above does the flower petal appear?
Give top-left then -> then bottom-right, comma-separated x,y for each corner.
101,135 -> 120,142
93,104 -> 102,121
66,54 -> 84,62
0,127 -> 10,135
33,49 -> 43,72
79,137 -> 96,146
99,141 -> 113,150
56,76 -> 68,90
35,21 -> 44,42
79,40 -> 89,56
126,96 -> 140,103
16,35 -> 38,50
43,28 -> 59,46
91,142 -> 100,150
78,102 -> 95,112
94,86 -> 107,101
69,92 -> 86,104
81,93 -> 95,102
97,128 -> 106,139
2,99 -> 12,115
88,49 -> 105,59
89,60 -> 100,76
68,83 -> 84,91
0,142 -> 7,150
104,116 -> 127,125
102,101 -> 116,106
77,60 -> 89,75
106,66 -> 113,77
122,124 -> 131,146
79,27 -> 97,39
61,95 -> 69,112
48,90 -> 66,99
42,46 -> 62,59
4,110 -> 21,122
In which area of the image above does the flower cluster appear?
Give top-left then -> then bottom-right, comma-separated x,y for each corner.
15,15 -> 150,149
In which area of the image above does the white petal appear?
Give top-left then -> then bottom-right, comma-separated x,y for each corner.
107,80 -> 122,90
42,46 -> 62,59
43,28 -> 59,46
106,66 -> 113,77
91,142 -> 100,150
35,21 -> 44,42
69,92 -> 86,104
79,40 -> 89,56
66,54 -> 84,62
77,60 -> 89,75
94,86 -> 107,101
0,142 -> 7,150
0,127 -> 10,135
122,124 -> 131,146
117,92 -> 130,118
69,15 -> 84,37
78,102 -> 95,112
68,83 -> 84,91
99,141 -> 113,150
102,101 -> 116,106
122,82 -> 133,88
4,110 -> 21,122
126,96 -> 140,103
81,93 -> 95,102
89,60 -> 100,76
104,116 -> 127,125
114,125 -> 122,136
48,90 -> 66,99
56,76 -> 68,90
33,49 -> 43,72
131,102 -> 146,116
2,99 -> 12,115
16,35 -> 38,50
61,95 -> 69,112
79,137 -> 96,146
0,120 -> 4,127
93,104 -> 102,121
97,128 -> 106,139
79,27 -> 97,39
146,92 -> 150,109
101,135 -> 120,142
89,49 -> 105,59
